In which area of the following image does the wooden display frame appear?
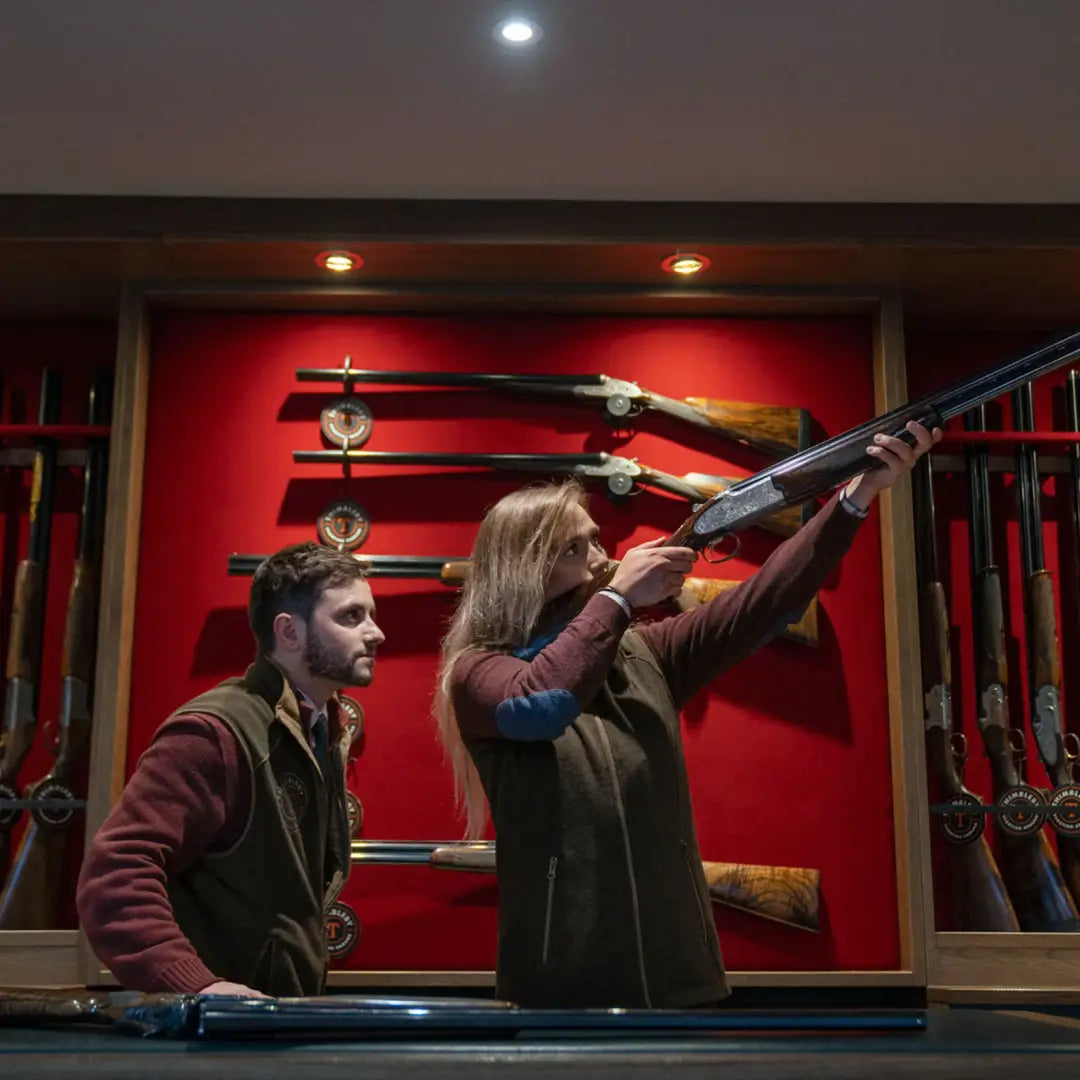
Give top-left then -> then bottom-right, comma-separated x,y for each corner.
0,282 -> 929,992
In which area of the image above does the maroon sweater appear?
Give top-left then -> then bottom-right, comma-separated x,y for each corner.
77,705 -> 335,993
452,493 -> 862,742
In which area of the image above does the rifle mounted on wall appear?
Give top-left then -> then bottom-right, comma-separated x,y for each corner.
291,449 -> 806,538
350,840 -> 821,932
295,366 -> 812,458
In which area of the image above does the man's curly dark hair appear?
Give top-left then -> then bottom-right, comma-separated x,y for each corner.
248,542 -> 368,653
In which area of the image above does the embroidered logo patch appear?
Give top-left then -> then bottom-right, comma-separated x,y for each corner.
277,773 -> 308,830
325,901 -> 361,958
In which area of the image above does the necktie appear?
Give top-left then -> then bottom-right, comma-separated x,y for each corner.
298,700 -> 329,771
312,714 -> 329,771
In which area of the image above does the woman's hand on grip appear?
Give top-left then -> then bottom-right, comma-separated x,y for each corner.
607,536 -> 696,609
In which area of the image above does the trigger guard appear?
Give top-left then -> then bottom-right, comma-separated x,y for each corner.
703,535 -> 740,564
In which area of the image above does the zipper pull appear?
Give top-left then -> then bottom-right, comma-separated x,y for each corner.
547,856 -> 558,879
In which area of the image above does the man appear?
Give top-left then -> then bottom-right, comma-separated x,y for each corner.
78,542 -> 384,997
435,422 -> 940,1008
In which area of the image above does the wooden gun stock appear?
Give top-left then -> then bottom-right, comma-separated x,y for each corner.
675,578 -> 818,646
1027,571 -> 1063,714
428,847 -> 821,932
1,561 -> 44,776
702,861 -> 820,932
439,561 -> 471,586
4,561 -> 44,685
678,398 -> 810,458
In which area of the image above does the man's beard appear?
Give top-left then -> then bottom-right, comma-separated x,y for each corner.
303,626 -> 368,686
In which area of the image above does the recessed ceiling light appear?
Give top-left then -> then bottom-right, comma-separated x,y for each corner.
661,253 -> 711,276
315,250 -> 363,273
495,17 -> 542,46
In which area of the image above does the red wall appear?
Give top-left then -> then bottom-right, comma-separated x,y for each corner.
128,311 -> 901,972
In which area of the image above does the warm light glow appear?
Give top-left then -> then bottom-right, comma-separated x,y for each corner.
496,17 -> 541,45
315,250 -> 363,273
661,253 -> 711,276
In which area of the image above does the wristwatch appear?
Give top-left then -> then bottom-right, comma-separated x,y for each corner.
597,587 -> 633,617
839,488 -> 869,519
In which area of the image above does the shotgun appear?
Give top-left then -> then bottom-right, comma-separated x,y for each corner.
228,553 -> 818,647
964,404 -> 1079,930
1012,382 -> 1080,914
350,840 -> 821,932
295,366 -> 812,458
0,373 -> 112,927
661,328 -> 1080,553
0,370 -> 62,888
912,454 -> 1018,931
291,449 -> 805,539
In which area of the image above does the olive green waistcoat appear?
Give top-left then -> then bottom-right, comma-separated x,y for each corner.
164,656 -> 350,996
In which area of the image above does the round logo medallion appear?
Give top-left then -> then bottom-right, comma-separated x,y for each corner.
1049,784 -> 1080,836
31,779 -> 79,829
321,397 -> 373,449
996,784 -> 1048,836
938,792 -> 985,844
325,901 -> 361,959
316,500 -> 370,552
0,781 -> 21,829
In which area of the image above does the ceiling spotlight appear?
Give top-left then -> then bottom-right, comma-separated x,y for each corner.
315,250 -> 363,273
495,17 -> 541,46
661,253 -> 711,276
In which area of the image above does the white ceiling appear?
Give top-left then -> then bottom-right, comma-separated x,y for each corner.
1,0 -> 1078,203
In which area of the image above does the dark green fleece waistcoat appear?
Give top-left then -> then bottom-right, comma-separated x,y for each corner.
165,656 -> 351,996
469,631 -> 728,1008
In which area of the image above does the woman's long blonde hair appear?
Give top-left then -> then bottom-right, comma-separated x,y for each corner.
435,480 -> 588,839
